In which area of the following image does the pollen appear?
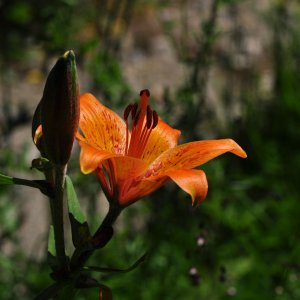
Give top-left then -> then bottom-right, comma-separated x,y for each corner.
123,90 -> 158,159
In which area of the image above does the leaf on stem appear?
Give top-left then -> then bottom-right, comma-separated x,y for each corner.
83,253 -> 148,274
47,225 -> 60,272
0,173 -> 13,185
65,176 -> 91,248
48,225 -> 56,256
47,226 -> 58,272
32,180 -> 54,197
2,174 -> 54,197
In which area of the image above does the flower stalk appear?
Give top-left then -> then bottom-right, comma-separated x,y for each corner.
94,204 -> 122,236
50,164 -> 69,276
70,203 -> 122,271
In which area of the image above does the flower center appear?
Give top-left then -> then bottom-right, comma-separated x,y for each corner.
123,89 -> 158,159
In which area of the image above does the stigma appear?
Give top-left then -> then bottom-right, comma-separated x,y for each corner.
123,89 -> 158,158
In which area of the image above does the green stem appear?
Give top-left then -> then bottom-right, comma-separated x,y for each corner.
93,203 -> 122,238
71,203 -> 122,270
13,177 -> 44,189
50,164 -> 69,275
12,177 -> 53,197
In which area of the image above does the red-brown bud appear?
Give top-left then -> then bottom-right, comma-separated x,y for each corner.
33,50 -> 79,165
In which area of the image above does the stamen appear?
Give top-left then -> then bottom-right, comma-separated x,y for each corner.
133,109 -> 141,126
139,89 -> 150,97
146,106 -> 152,129
123,89 -> 158,158
131,103 -> 138,119
124,103 -> 133,121
125,120 -> 129,155
124,104 -> 135,155
152,110 -> 158,129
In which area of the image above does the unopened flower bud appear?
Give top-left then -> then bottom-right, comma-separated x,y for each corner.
33,50 -> 79,165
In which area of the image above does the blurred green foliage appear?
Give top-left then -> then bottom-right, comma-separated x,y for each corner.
1,0 -> 300,299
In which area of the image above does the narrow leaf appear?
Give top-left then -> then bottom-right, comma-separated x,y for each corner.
0,173 -> 13,185
48,225 -> 56,256
66,175 -> 85,223
83,253 -> 148,274
47,225 -> 60,272
65,176 -> 91,248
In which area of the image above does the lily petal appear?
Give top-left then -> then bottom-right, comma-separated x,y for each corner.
118,176 -> 167,206
142,118 -> 181,164
166,169 -> 208,206
110,156 -> 148,184
79,141 -> 118,174
149,139 -> 247,176
98,156 -> 152,206
79,93 -> 126,154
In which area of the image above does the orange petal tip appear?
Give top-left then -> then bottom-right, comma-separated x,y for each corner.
229,139 -> 247,158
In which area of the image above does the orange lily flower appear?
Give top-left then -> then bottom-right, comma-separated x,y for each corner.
77,90 -> 247,207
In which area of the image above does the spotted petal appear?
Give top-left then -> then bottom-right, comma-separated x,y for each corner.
142,118 -> 181,165
118,176 -> 167,206
79,93 -> 126,154
79,141 -> 118,174
109,156 -> 148,184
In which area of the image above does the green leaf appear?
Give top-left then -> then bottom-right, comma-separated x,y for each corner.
47,225 -> 60,272
65,176 -> 91,248
0,173 -> 13,185
48,225 -> 56,256
66,176 -> 85,223
83,253 -> 148,274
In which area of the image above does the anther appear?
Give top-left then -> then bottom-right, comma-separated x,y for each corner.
152,110 -> 158,129
146,106 -> 152,129
131,103 -> 138,119
124,103 -> 133,121
139,89 -> 150,97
